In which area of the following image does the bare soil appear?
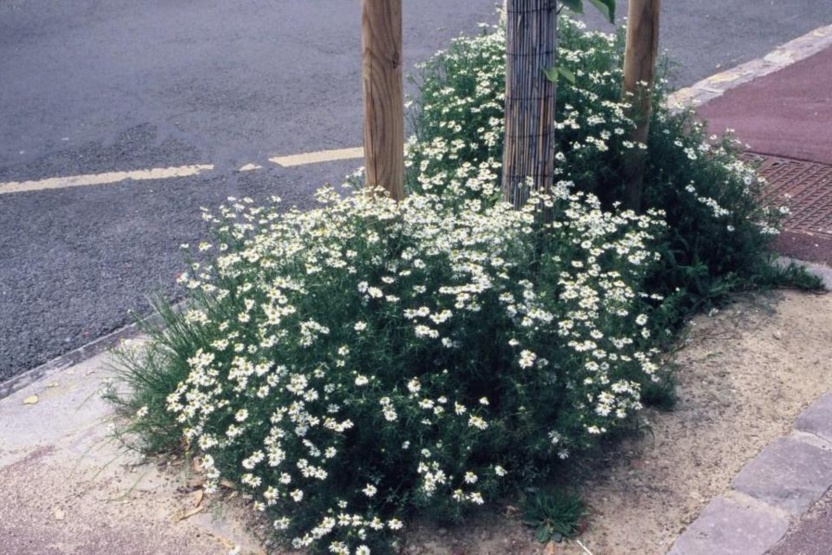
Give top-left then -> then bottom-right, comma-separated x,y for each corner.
402,289 -> 832,555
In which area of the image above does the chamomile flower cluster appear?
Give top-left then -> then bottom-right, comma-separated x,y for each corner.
407,14 -> 788,313
158,175 -> 665,554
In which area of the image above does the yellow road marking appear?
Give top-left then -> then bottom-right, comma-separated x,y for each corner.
271,147 -> 364,167
0,165 -> 215,195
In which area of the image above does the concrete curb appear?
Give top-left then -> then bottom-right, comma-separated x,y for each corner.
667,24 -> 832,109
0,302 -> 183,401
668,394 -> 832,555
776,257 -> 832,291
0,321 -> 145,401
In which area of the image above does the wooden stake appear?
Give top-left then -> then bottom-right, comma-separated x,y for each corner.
502,0 -> 558,212
622,0 -> 661,212
361,0 -> 405,201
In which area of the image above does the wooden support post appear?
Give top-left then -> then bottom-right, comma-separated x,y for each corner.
502,0 -> 558,211
622,0 -> 661,212
361,0 -> 405,201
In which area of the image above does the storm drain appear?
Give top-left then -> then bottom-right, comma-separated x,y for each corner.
743,153 -> 832,238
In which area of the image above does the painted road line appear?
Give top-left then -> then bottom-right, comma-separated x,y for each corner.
0,164 -> 215,195
237,163 -> 263,172
270,147 -> 364,168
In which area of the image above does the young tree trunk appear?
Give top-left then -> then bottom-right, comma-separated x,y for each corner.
621,0 -> 661,212
502,0 -> 558,210
361,0 -> 405,201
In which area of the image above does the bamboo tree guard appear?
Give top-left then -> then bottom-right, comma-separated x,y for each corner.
622,0 -> 661,211
502,0 -> 558,210
361,0 -> 405,201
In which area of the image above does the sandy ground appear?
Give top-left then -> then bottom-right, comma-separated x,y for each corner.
402,288 -> 832,555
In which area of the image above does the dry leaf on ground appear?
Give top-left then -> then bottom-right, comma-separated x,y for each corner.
175,505 -> 205,522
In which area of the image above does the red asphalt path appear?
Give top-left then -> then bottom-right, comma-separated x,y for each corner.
698,45 -> 832,166
697,45 -> 832,266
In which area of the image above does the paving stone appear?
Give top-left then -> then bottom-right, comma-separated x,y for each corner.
732,436 -> 832,514
797,392 -> 832,444
667,495 -> 789,555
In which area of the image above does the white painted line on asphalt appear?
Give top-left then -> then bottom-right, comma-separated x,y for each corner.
271,147 -> 364,168
238,163 -> 262,172
0,164 -> 215,195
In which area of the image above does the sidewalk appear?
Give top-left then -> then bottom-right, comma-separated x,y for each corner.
0,347 -> 265,555
2,28 -> 832,555
666,26 -> 832,555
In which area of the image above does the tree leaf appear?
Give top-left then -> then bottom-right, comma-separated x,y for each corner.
557,67 -> 576,85
542,67 -> 560,83
23,395 -> 39,405
587,0 -> 616,23
543,67 -> 576,85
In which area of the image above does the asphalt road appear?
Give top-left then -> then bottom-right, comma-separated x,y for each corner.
1,0 -> 831,381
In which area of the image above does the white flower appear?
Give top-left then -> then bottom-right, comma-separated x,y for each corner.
290,489 -> 304,502
367,287 -> 384,298
355,375 -> 369,386
518,349 -> 537,368
362,484 -> 377,497
468,492 -> 484,505
468,416 -> 488,430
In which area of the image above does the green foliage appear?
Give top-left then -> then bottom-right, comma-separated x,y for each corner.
110,180 -> 668,554
638,365 -> 677,412
522,489 -> 587,543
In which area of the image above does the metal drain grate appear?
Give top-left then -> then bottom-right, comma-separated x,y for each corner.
742,153 -> 832,237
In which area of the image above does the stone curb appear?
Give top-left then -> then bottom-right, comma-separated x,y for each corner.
0,321 -> 145,401
667,24 -> 832,109
668,394 -> 832,554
